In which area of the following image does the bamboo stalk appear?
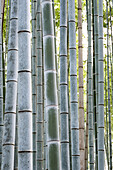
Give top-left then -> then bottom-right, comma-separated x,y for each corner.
18,0 -> 32,169
0,0 -> 3,167
106,1 -> 112,169
68,0 -> 80,169
42,0 -> 61,169
31,0 -> 37,169
88,0 -> 94,169
98,0 -> 104,168
78,0 -> 85,169
2,1 -> 18,169
36,0 -> 44,169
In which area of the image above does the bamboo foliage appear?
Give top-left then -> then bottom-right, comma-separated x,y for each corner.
42,0 -> 61,169
68,0 -> 80,169
2,1 -> 18,169
98,0 -> 104,168
18,0 -> 32,169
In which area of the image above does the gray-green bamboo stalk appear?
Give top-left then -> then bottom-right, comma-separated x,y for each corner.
14,96 -> 18,170
98,0 -> 104,168
85,1 -> 88,169
36,0 -> 44,169
78,0 -> 85,169
60,0 -> 70,169
68,0 -> 80,169
94,0 -> 98,168
32,0 -> 37,169
42,0 -> 61,169
106,1 -> 112,169
88,0 -> 94,168
18,0 -> 32,169
2,1 -> 18,169
0,0 -> 3,167
105,58 -> 109,169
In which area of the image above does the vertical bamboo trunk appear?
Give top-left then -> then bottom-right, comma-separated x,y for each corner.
14,97 -> 18,170
98,0 -> 104,168
85,1 -> 88,169
78,0 -> 85,169
0,0 -> 3,167
31,0 -> 37,169
105,59 -> 109,169
88,0 -> 94,169
94,0 -> 98,168
68,0 -> 80,169
18,0 -> 32,169
36,0 -> 44,169
42,0 -> 61,169
60,0 -> 70,169
2,1 -> 18,169
106,1 -> 112,169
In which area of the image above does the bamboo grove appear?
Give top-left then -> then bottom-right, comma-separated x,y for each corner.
0,0 -> 113,169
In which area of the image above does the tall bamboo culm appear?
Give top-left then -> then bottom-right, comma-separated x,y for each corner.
98,0 -> 104,168
2,1 -> 18,169
42,0 -> 61,169
36,0 -> 44,169
18,0 -> 32,169
0,0 -> 3,167
31,0 -> 37,169
88,0 -> 94,169
106,0 -> 112,169
68,0 -> 80,169
78,0 -> 85,169
94,0 -> 98,168
60,0 -> 70,169
85,0 -> 88,168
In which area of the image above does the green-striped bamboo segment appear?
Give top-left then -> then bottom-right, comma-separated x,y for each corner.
98,0 -> 104,168
18,0 -> 32,169
88,0 -> 94,169
32,0 -> 37,169
69,0 -> 80,169
60,0 -> 70,169
2,1 -> 18,169
78,0 -> 85,169
36,0 -> 44,169
42,0 -> 61,169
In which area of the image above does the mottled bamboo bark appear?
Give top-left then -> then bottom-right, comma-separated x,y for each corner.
42,0 -> 61,169
78,0 -> 85,169
18,0 -> 32,169
2,1 -> 18,169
